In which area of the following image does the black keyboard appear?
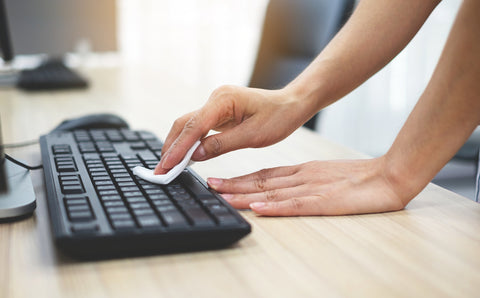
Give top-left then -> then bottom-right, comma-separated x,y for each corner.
40,128 -> 251,258
18,59 -> 88,91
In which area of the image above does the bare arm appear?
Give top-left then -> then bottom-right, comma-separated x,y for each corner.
385,0 -> 480,204
210,0 -> 480,215
157,0 -> 441,173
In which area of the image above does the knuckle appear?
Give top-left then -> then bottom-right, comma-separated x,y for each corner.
172,117 -> 185,130
253,169 -> 269,191
183,114 -> 199,132
289,197 -> 303,211
264,189 -> 278,202
207,136 -> 223,156
211,85 -> 236,99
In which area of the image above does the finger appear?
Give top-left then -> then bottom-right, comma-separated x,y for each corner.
208,172 -> 302,194
220,184 -> 314,209
162,112 -> 196,157
249,196 -> 327,216
212,165 -> 300,183
155,113 -> 196,174
249,189 -> 403,216
157,112 -> 209,172
190,123 -> 259,161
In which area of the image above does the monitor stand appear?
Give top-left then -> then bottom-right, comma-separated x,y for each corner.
0,67 -> 19,87
0,159 -> 36,221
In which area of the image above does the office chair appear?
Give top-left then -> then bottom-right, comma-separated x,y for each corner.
476,150 -> 480,202
458,128 -> 480,202
249,0 -> 356,130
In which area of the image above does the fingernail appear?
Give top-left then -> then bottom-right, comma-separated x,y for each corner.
221,194 -> 233,201
193,145 -> 207,161
207,178 -> 223,188
250,202 -> 266,210
154,163 -> 162,175
160,152 -> 171,169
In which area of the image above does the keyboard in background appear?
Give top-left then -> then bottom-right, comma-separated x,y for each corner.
17,59 -> 88,91
40,128 -> 251,258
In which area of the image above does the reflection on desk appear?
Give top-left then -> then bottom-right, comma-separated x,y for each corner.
1,67 -> 479,298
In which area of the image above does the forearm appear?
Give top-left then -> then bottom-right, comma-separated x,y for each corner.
385,0 -> 480,203
285,0 -> 440,118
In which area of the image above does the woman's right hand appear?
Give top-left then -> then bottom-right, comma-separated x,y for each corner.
154,85 -> 310,175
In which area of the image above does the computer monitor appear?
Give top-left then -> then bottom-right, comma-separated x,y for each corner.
0,0 -> 13,63
5,0 -> 116,57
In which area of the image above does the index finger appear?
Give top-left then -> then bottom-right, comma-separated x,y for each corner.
154,111 -> 204,174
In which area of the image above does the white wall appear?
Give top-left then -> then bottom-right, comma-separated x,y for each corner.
117,0 -> 268,94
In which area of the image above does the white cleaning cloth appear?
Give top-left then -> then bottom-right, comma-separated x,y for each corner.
132,140 -> 201,185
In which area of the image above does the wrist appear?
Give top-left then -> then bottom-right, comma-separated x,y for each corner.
381,152 -> 428,206
281,76 -> 331,126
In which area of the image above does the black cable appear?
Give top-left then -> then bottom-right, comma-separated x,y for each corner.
4,154 -> 43,170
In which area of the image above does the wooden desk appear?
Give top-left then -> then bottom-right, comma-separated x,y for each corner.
1,67 -> 479,298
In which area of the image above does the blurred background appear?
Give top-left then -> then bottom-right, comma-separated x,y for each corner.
3,0 -> 474,199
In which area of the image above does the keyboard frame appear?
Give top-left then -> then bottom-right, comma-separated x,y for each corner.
40,130 -> 251,259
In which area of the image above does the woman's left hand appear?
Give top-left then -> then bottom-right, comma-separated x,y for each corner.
207,157 -> 412,216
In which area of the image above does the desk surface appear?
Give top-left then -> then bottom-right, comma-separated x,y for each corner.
1,67 -> 480,298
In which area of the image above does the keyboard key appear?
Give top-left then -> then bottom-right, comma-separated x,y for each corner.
100,195 -> 122,201
130,202 -> 151,210
138,131 -> 156,140
132,208 -> 155,217
126,197 -> 148,204
69,211 -> 94,222
178,173 -> 212,198
103,201 -> 126,207
215,214 -> 239,226
94,180 -> 114,186
209,204 -> 230,215
162,211 -> 189,228
130,142 -> 147,150
137,216 -> 162,228
120,186 -> 140,192
121,130 -> 140,142
109,213 -> 132,221
106,206 -> 129,214
96,185 -> 116,191
146,140 -> 163,151
67,205 -> 91,212
155,205 -> 176,212
52,144 -> 72,155
118,182 -> 136,187
123,191 -> 143,197
149,193 -> 170,200
64,197 -> 88,205
71,223 -> 99,234
111,219 -> 136,230
99,190 -> 119,196
62,184 -> 85,195
137,151 -> 158,162
184,208 -> 216,228
151,199 -> 173,206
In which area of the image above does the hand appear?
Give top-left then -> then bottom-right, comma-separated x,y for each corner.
155,85 -> 311,174
207,157 -> 412,216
